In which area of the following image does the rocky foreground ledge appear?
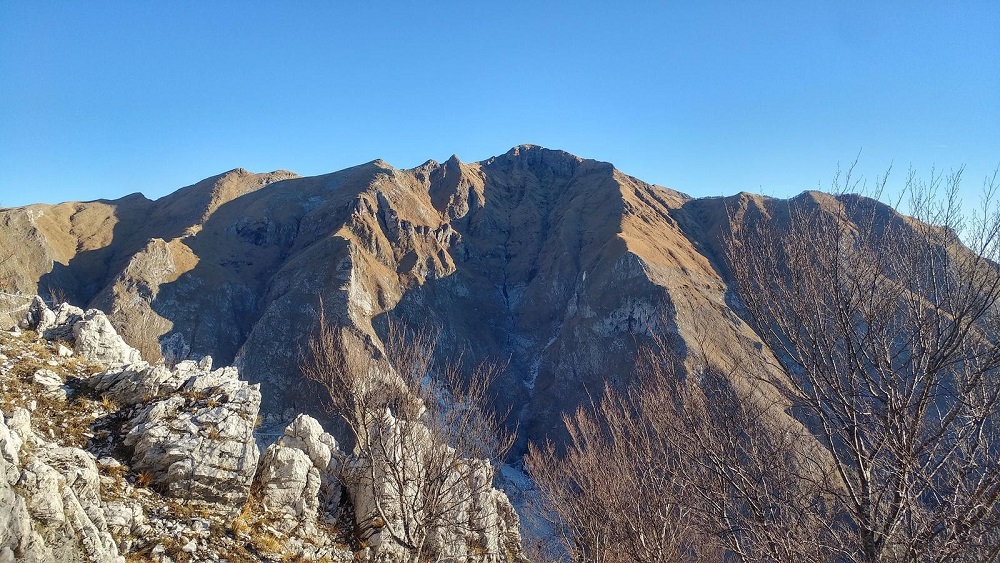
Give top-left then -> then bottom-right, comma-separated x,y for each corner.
0,297 -> 526,562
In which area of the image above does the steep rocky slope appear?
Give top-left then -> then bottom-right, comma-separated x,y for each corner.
0,146 -> 868,446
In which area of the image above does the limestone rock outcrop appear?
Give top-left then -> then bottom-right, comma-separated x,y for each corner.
342,409 -> 527,563
2,305 -> 351,560
117,361 -> 261,505
21,299 -> 141,366
4,296 -> 530,560
18,298 -> 262,506
253,410 -> 528,562
71,311 -> 143,366
0,409 -> 123,563
17,298 -> 261,506
84,359 -> 206,408
255,414 -> 342,534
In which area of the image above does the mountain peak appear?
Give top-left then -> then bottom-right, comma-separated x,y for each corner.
0,146 -> 812,460
507,143 -> 543,154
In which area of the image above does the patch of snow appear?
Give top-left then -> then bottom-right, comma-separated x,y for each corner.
525,332 -> 559,391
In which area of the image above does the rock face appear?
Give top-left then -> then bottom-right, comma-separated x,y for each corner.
21,299 -> 263,506
116,362 -> 261,505
255,414 -> 341,535
0,145 -> 845,447
71,312 -> 143,366
22,298 -> 141,366
0,409 -> 123,563
253,412 -> 526,562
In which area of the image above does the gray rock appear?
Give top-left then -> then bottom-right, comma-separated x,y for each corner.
32,369 -> 66,400
120,363 -> 261,505
85,361 -> 185,408
7,409 -> 32,451
258,447 -> 320,522
0,414 -> 21,476
43,303 -> 86,342
20,296 -> 55,333
19,300 -> 141,366
0,411 -> 124,563
72,311 -> 142,366
341,410 -> 527,563
255,414 -> 342,534
96,458 -> 121,470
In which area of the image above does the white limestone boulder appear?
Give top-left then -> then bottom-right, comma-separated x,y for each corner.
121,363 -> 261,506
0,410 -> 124,563
255,414 -> 343,534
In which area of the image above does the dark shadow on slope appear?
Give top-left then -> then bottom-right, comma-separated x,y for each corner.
38,193 -> 158,307
37,168 -> 291,309
368,148 -> 687,454
143,162 -> 390,413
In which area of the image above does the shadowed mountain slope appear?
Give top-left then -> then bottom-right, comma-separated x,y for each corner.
0,146 -> 890,445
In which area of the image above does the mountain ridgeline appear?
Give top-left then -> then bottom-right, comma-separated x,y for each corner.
0,145 -> 897,445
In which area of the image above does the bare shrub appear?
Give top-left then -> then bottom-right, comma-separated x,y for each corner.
528,165 -> 1000,562
302,305 -> 516,562
45,285 -> 69,307
525,370 -> 707,562
727,165 -> 1000,561
526,334 -> 840,562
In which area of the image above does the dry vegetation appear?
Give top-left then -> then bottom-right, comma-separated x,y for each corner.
303,309 -> 516,563
0,329 -> 107,448
527,167 -> 1000,562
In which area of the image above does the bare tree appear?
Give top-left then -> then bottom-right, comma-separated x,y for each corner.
525,368 -> 708,563
527,165 -> 1000,563
303,306 -> 518,562
653,350 -> 847,562
727,165 -> 1000,561
525,332 -> 844,563
44,285 -> 69,308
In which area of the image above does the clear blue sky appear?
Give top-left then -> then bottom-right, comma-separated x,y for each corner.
1,2 -> 997,208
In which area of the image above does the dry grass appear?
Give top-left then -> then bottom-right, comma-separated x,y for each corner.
135,471 -> 155,488
7,355 -> 46,380
165,498 -> 218,521
254,532 -> 284,555
225,494 -> 352,561
0,330 -> 109,449
104,462 -> 128,479
124,547 -> 157,563
100,395 -> 118,412
178,387 -> 209,406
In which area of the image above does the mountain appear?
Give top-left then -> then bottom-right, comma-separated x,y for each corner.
0,145 -> 852,445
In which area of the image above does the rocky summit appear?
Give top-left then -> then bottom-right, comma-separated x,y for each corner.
0,145 -> 822,447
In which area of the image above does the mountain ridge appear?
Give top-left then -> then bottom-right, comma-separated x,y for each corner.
0,146 -> 856,445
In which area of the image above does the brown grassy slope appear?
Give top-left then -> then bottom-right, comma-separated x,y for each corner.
0,146 -> 860,448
